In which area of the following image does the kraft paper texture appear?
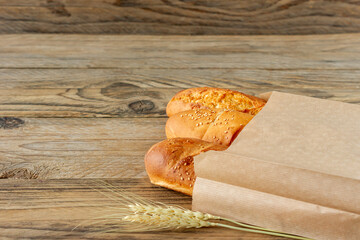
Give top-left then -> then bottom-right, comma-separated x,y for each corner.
192,91 -> 360,240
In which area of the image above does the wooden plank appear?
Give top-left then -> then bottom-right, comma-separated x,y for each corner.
0,0 -> 360,35
0,88 -> 176,117
0,34 -> 359,118
1,34 -> 360,69
1,68 -> 360,90
0,118 -> 167,179
0,86 -> 358,118
0,178 -> 279,239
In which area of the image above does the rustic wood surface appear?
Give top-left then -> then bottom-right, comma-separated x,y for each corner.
2,34 -> 360,69
1,0 -> 360,35
0,118 -> 166,179
0,34 -> 359,118
0,33 -> 359,239
0,178 -> 278,239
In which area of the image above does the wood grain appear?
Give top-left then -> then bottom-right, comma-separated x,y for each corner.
2,68 -> 360,90
0,32 -> 358,239
0,88 -> 175,117
0,178 -> 281,239
0,34 -> 359,117
1,0 -> 360,35
0,118 -> 167,179
0,86 -> 358,118
2,34 -> 360,69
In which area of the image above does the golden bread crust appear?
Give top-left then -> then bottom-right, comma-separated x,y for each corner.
166,109 -> 253,146
144,138 -> 226,195
166,87 -> 266,117
146,87 -> 265,195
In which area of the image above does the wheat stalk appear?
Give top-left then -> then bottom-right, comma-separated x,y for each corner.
120,203 -> 311,239
73,181 -> 312,240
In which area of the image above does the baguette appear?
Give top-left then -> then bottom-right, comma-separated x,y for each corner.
144,138 -> 226,195
166,109 -> 253,146
166,87 -> 266,117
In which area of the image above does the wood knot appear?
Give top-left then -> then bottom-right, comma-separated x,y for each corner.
0,168 -> 38,179
45,0 -> 71,17
128,100 -> 155,113
113,0 -> 136,7
0,117 -> 24,129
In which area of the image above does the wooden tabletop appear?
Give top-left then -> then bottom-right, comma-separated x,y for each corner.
0,33 -> 359,239
1,1 -> 360,239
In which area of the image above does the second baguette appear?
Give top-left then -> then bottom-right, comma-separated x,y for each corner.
166,109 -> 253,146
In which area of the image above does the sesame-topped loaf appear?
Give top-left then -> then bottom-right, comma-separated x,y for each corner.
144,138 -> 226,196
145,87 -> 265,195
166,109 -> 253,146
166,87 -> 266,117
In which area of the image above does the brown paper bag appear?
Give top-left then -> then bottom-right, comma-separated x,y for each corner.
192,91 -> 360,240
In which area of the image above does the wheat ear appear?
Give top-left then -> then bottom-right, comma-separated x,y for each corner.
121,203 -> 312,239
72,181 -> 312,239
